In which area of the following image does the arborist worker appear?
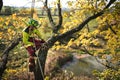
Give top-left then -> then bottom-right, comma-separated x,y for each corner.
22,19 -> 45,72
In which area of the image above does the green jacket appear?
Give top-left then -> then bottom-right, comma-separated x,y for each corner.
22,27 -> 42,47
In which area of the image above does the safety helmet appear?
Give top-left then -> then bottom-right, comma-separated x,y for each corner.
28,19 -> 39,27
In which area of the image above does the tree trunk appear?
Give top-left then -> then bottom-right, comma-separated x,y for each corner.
0,0 -> 3,11
33,36 -> 56,80
31,0 -> 35,18
34,45 -> 49,80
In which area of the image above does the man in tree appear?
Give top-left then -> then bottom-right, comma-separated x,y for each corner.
22,19 -> 45,72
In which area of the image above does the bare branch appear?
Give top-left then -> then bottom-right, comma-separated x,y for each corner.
44,0 -> 55,27
105,0 -> 116,9
82,47 -> 117,70
106,21 -> 117,35
44,0 -> 63,33
94,57 -> 115,70
53,0 -> 63,33
82,47 -> 93,56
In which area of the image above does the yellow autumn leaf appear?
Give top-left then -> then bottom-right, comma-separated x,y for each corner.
55,41 -> 59,45
67,1 -> 73,7
12,13 -> 17,20
0,36 -> 2,39
0,17 -> 4,22
45,76 -> 50,80
5,21 -> 9,25
0,32 -> 3,39
0,32 -> 3,35
56,45 -> 61,50
102,55 -> 107,59
8,28 -> 12,32
67,39 -> 74,47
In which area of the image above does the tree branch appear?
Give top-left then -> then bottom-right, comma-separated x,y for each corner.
82,46 -> 93,56
53,0 -> 63,33
82,46 -> 117,70
0,37 -> 21,79
44,0 -> 55,28
106,21 -> 117,35
56,0 -> 116,40
57,11 -> 104,39
47,0 -> 116,48
44,0 -> 63,33
105,0 -> 116,9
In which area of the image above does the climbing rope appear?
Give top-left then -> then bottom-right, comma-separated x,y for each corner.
36,53 -> 45,79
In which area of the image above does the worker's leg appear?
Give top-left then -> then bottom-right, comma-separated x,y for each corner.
29,56 -> 35,72
26,46 -> 36,72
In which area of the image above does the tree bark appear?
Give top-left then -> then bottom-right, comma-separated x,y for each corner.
34,47 -> 49,80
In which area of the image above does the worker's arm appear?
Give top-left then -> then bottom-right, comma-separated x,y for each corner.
23,31 -> 34,47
